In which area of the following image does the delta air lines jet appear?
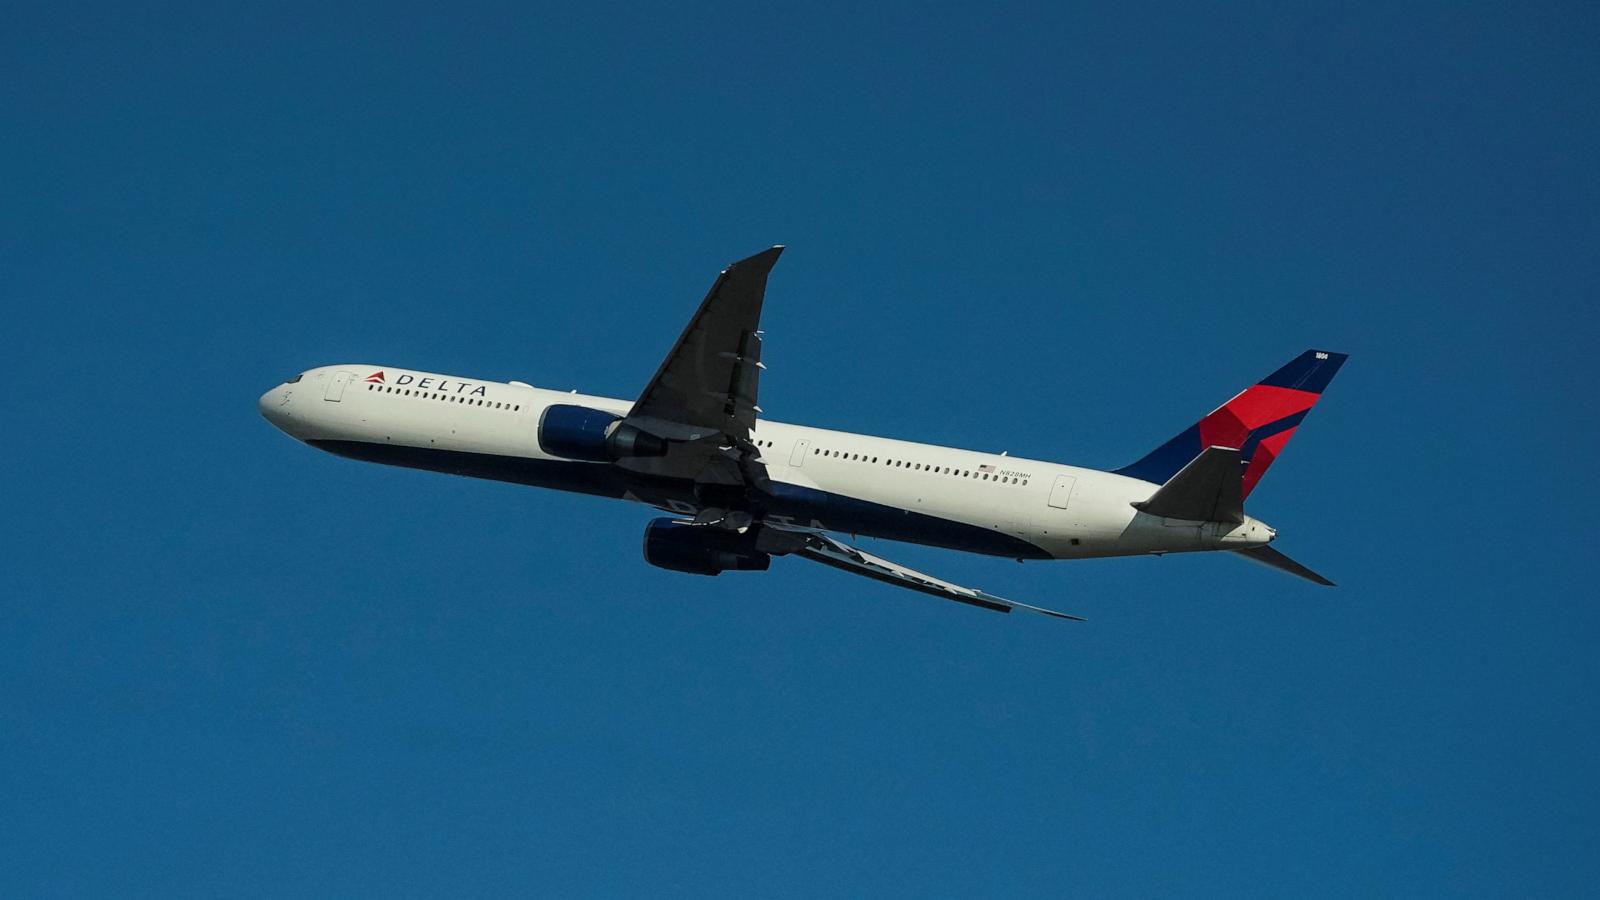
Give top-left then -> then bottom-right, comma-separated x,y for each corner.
260,247 -> 1346,620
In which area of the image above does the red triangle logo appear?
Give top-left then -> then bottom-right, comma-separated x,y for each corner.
365,371 -> 386,383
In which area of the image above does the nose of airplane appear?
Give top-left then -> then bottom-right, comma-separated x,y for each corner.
259,385 -> 293,433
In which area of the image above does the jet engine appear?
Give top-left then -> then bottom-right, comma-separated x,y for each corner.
642,518 -> 771,575
538,404 -> 668,462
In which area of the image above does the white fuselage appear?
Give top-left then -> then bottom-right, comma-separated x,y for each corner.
260,365 -> 1274,561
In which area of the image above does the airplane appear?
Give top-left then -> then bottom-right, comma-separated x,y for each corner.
259,246 -> 1347,621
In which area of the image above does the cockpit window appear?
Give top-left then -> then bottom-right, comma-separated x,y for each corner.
286,373 -> 303,384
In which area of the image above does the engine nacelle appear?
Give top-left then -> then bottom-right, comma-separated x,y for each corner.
538,404 -> 668,462
642,518 -> 771,576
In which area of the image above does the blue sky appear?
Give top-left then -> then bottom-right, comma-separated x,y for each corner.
3,1 -> 1597,895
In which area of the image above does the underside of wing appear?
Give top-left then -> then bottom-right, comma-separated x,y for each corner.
783,530 -> 1082,621
616,247 -> 784,501
627,246 -> 783,443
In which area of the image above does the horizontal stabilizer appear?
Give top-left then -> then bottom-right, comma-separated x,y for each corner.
1234,545 -> 1335,586
1133,446 -> 1244,523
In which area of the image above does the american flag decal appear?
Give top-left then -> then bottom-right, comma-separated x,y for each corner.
979,464 -> 995,473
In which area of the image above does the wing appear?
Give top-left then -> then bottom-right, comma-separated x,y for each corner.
616,247 -> 783,496
627,246 -> 783,443
784,530 -> 1082,621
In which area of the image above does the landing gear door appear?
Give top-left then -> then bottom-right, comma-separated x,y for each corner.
789,438 -> 811,467
324,371 -> 351,402
1047,474 -> 1076,509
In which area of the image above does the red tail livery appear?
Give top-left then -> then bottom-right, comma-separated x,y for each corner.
1115,350 -> 1348,497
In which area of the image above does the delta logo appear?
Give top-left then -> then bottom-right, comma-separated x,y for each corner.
365,370 -> 488,396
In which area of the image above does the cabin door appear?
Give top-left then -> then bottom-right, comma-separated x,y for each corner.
324,371 -> 351,402
1047,475 -> 1076,509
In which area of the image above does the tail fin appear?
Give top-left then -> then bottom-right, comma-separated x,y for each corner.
1114,350 -> 1348,499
